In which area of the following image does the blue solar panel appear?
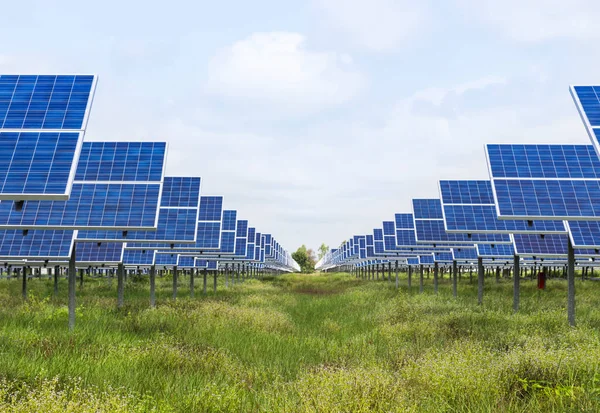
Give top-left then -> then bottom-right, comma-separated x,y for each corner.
0,75 -> 96,130
0,132 -> 82,200
413,199 -> 443,219
571,86 -> 600,154
75,142 -> 166,182
419,255 -> 434,265
236,220 -> 248,238
486,144 -> 600,179
235,238 -> 247,257
160,177 -> 201,208
384,235 -> 397,251
434,252 -> 453,262
396,229 -> 418,246
374,228 -> 383,241
566,221 -> 600,248
0,229 -> 73,259
155,252 -> 178,266
222,210 -> 237,231
407,257 -> 419,265
476,243 -> 515,258
198,196 -> 223,221
415,219 -> 510,244
76,242 -> 123,264
122,249 -> 155,266
440,181 -> 495,204
178,255 -> 195,268
195,259 -> 209,268
220,232 -> 235,253
452,247 -> 478,260
395,213 -> 414,229
513,234 -> 567,257
494,179 -> 600,219
0,183 -> 160,229
248,227 -> 256,241
383,221 -> 395,236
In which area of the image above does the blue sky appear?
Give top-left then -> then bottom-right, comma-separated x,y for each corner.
3,0 -> 600,252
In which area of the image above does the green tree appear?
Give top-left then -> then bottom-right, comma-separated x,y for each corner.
292,245 -> 316,273
318,243 -> 329,260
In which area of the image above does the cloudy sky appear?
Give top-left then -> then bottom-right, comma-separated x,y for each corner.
2,0 -> 600,253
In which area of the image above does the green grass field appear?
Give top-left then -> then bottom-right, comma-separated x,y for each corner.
0,271 -> 599,412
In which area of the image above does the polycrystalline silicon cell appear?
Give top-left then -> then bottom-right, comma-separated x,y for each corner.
434,252 -> 454,262
235,238 -> 247,256
440,181 -> 495,204
222,210 -> 237,231
0,183 -> 160,229
0,131 -> 82,199
412,199 -> 443,219
160,177 -> 201,208
122,249 -> 155,265
155,252 -> 178,266
0,229 -> 73,258
236,220 -> 248,238
443,205 -> 567,233
567,221 -> 600,248
476,243 -> 515,257
486,144 -> 600,179
374,240 -> 384,254
383,221 -> 395,236
452,247 -> 478,260
198,196 -> 223,221
0,75 -> 96,130
395,213 -> 414,229
396,229 -> 418,246
76,242 -> 123,263
493,179 -> 600,218
219,232 -> 235,253
419,255 -> 434,265
513,234 -> 568,257
384,235 -> 397,251
245,242 -> 255,260
374,228 -> 383,241
178,255 -> 195,268
75,142 -> 166,182
415,219 -> 511,244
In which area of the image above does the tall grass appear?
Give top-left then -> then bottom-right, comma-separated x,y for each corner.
0,271 -> 599,412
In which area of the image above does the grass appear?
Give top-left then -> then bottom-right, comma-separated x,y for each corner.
0,271 -> 599,412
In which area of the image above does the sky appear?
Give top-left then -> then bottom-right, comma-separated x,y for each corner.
2,0 -> 600,254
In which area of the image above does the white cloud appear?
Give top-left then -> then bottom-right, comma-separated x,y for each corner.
206,32 -> 364,112
460,0 -> 600,42
314,0 -> 428,51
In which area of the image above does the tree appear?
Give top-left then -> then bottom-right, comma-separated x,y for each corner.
292,245 -> 316,273
318,243 -> 329,260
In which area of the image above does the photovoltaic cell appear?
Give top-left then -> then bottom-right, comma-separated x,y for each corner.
566,221 -> 600,249
0,75 -> 96,130
486,144 -> 600,179
440,181 -> 495,204
160,177 -> 201,208
434,252 -> 454,262
0,132 -> 82,200
419,255 -> 434,265
76,242 -> 123,264
222,210 -> 237,231
452,247 -> 478,260
395,213 -> 414,229
155,252 -> 178,266
487,144 -> 600,220
198,196 -> 223,221
383,221 -> 395,236
122,249 -> 155,266
412,199 -> 443,219
0,229 -> 73,259
407,257 -> 419,265
415,219 -> 510,244
476,243 -> 515,258
177,255 -> 195,268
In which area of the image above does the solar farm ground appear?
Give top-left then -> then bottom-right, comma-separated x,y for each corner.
0,272 -> 599,412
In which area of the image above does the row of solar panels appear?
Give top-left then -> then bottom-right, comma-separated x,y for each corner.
316,85 -> 600,271
0,74 -> 300,273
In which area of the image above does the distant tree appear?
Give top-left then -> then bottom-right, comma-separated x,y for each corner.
318,243 -> 329,260
292,245 -> 316,273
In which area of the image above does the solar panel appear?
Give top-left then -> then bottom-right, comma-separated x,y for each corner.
434,252 -> 454,263
476,243 -> 515,258
0,132 -> 84,200
419,255 -> 434,265
0,75 -> 97,131
452,247 -> 478,261
440,180 -> 566,234
76,242 -> 124,265
395,213 -> 415,229
413,199 -> 443,219
77,176 -> 201,243
198,196 -> 223,221
512,234 -> 597,258
486,144 -> 600,220
122,249 -> 155,266
0,229 -> 74,259
177,255 -> 195,268
407,257 -> 419,265
155,252 -> 178,266
566,221 -> 600,249
415,218 -> 511,244
570,86 -> 600,156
